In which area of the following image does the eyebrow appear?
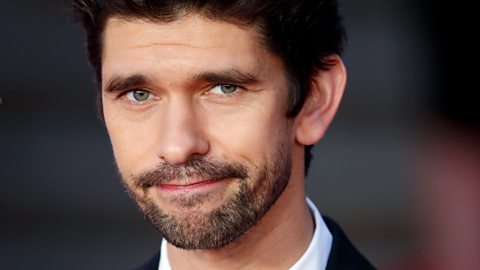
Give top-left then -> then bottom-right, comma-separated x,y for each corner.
103,74 -> 152,93
103,69 -> 259,93
191,69 -> 259,85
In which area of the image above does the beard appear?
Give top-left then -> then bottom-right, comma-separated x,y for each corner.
122,143 -> 292,250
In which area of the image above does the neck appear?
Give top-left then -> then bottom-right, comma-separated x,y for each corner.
167,175 -> 314,270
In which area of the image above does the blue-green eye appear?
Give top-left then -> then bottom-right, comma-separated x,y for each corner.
126,89 -> 150,102
210,84 -> 238,95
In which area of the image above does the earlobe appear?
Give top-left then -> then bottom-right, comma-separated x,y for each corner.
295,55 -> 347,146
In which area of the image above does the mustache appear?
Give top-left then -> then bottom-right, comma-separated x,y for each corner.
132,157 -> 249,190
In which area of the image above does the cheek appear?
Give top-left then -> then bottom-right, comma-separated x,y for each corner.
104,114 -> 131,175
205,103 -> 292,166
103,104 -> 158,175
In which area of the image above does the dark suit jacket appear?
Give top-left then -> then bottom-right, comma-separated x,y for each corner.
136,217 -> 376,270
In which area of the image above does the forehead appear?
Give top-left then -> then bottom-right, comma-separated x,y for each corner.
101,15 -> 277,81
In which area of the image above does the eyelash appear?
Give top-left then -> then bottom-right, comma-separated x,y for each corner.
205,84 -> 244,98
121,88 -> 157,105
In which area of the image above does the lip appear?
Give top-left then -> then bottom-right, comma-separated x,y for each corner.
157,179 -> 221,191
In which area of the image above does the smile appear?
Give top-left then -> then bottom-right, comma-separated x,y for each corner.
158,179 -> 222,191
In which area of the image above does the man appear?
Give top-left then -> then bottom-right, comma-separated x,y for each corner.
74,0 -> 376,269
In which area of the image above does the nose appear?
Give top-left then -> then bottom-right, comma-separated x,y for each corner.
156,96 -> 209,165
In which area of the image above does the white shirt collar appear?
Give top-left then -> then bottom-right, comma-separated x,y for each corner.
158,238 -> 170,270
289,197 -> 333,270
158,197 -> 332,270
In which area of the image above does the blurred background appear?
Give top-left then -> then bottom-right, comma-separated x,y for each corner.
1,0 -> 478,269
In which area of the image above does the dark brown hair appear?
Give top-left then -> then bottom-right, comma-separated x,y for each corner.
73,0 -> 346,174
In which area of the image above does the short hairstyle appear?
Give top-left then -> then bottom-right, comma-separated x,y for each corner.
73,0 -> 346,174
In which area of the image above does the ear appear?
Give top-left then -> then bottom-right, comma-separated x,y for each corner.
295,55 -> 347,146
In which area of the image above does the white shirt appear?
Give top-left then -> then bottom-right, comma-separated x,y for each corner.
158,198 -> 332,270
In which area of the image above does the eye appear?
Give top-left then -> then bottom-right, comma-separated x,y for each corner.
126,89 -> 151,102
210,84 -> 239,95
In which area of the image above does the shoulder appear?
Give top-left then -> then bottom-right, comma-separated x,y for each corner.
323,216 -> 377,270
134,251 -> 160,270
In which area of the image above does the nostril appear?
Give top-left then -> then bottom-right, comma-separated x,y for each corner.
156,132 -> 210,166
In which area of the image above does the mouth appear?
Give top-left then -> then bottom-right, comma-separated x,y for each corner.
157,179 -> 223,191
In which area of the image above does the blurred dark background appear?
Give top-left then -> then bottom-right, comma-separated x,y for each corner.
1,1 -> 478,269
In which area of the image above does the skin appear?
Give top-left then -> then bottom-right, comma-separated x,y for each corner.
101,14 -> 346,270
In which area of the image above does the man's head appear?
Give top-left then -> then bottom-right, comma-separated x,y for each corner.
74,0 -> 346,250
74,0 -> 346,174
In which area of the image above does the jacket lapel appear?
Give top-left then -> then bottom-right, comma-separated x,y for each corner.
324,217 -> 376,270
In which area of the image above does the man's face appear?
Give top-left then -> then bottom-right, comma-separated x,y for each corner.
102,15 -> 297,249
